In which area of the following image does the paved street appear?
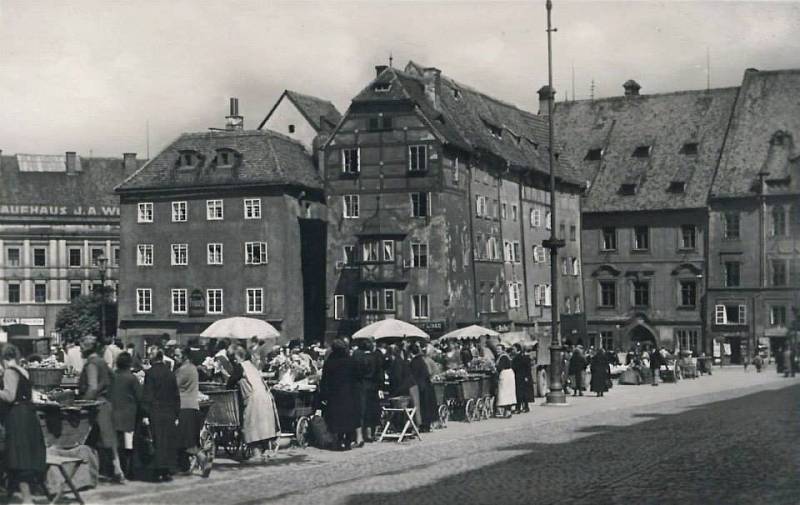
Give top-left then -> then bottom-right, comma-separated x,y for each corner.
78,367 -> 799,505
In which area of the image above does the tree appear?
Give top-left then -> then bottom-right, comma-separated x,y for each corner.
55,289 -> 118,344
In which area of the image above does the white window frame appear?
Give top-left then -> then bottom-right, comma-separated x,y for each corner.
206,199 -> 224,220
572,258 -> 580,276
364,289 -> 380,311
508,282 -> 522,308
137,244 -> 153,266
206,289 -> 224,314
382,240 -> 394,262
244,198 -> 262,219
411,242 -> 428,268
136,288 -> 152,314
246,288 -> 264,314
362,241 -> 379,262
68,247 -> 82,268
411,294 -> 430,320
33,282 -> 47,303
342,148 -> 360,174
511,205 -> 518,222
343,195 -> 360,219
137,202 -> 153,223
408,145 -> 428,172
410,192 -> 431,218
171,288 -> 187,314
531,208 -> 542,228
171,201 -> 187,222
171,243 -> 188,266
245,242 -> 268,265
343,245 -> 355,266
770,305 -> 787,327
544,284 -> 552,307
334,295 -> 346,320
513,241 -> 521,263
384,289 -> 396,311
207,243 -> 223,265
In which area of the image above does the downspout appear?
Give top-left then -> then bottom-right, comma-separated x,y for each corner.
467,157 -> 479,323
517,169 -> 531,322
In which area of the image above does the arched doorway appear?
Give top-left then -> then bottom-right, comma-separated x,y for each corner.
629,324 -> 657,347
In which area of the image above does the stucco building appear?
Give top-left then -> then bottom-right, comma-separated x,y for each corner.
259,89 -> 341,153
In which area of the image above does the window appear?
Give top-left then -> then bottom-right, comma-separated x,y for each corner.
769,305 -> 787,327
136,288 -> 152,313
772,206 -> 787,237
382,240 -> 394,262
562,257 -> 569,275
668,181 -> 686,193
343,195 -> 360,218
511,205 -> 518,222
572,258 -> 580,276
564,297 -> 572,314
501,203 -> 508,220
724,261 -> 741,287
288,124 -> 295,134
675,329 -> 699,352
602,227 -> 617,250
364,290 -> 380,311
384,289 -> 396,311
410,192 -> 430,217
452,157 -> 460,183
411,294 -> 430,319
245,242 -> 268,265
6,247 -> 20,267
632,145 -> 651,158
343,245 -> 356,266
137,202 -> 153,223
171,201 -> 187,222
246,288 -> 264,313
533,284 -> 544,306
137,244 -> 153,266
574,296 -> 581,313
680,142 -> 699,155
475,196 -> 488,217
508,282 -> 522,308
206,200 -> 224,220
70,283 -> 82,300
112,247 -> 120,267
207,243 -> 223,265
559,223 -> 566,239
7,283 -> 20,304
680,280 -> 697,307
368,116 -> 392,130
600,281 -> 616,308
408,145 -> 428,172
585,148 -> 603,161
569,225 -> 577,242
771,259 -> 788,286
171,244 -> 188,266
411,243 -> 428,268
723,212 -> 740,239
620,183 -> 637,195
544,284 -> 552,306
32,283 -> 46,303
715,304 -> 747,325
171,289 -> 187,314
534,245 -> 546,263
373,82 -> 391,92
545,211 -> 552,230
342,148 -> 360,174
91,248 -> 105,266
600,331 -> 614,350
504,241 -> 513,262
33,247 -> 47,267
334,295 -> 345,320
244,198 -> 262,219
633,280 -> 650,307
69,248 -> 82,267
680,225 -> 696,249
633,226 -> 649,250
207,289 -> 223,314
530,209 -> 542,228
215,149 -> 236,167
362,241 -> 379,262
179,151 -> 199,168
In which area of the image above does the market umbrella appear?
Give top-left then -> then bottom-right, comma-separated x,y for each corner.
200,317 -> 280,342
351,319 -> 430,343
498,331 -> 537,348
440,324 -> 499,342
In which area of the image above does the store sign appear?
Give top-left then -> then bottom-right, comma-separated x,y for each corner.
415,321 -> 444,332
0,317 -> 45,326
0,204 -> 119,217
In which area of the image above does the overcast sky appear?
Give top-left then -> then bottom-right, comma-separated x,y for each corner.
1,0 -> 799,158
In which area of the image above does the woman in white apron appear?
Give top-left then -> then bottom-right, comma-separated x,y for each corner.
495,345 -> 517,418
232,346 -> 280,461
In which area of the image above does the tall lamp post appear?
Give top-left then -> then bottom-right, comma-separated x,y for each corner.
543,0 -> 567,405
97,253 -> 108,344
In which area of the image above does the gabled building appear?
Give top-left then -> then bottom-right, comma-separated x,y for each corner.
259,90 -> 342,154
115,102 -> 326,345
707,69 -> 800,363
554,81 -> 739,353
321,62 -> 585,340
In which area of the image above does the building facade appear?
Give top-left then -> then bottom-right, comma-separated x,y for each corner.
115,112 -> 326,345
0,151 -> 140,354
322,62 -> 584,341
259,89 -> 341,153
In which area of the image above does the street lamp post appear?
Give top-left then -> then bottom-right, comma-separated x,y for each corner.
543,0 -> 567,405
97,253 -> 108,344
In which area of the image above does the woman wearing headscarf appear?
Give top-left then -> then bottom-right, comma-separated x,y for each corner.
568,346 -> 588,396
110,351 -> 142,479
319,339 -> 361,450
142,345 -> 181,482
173,346 -> 207,474
494,344 -> 517,418
511,343 -> 534,413
590,346 -> 611,397
0,343 -> 46,504
408,343 -> 438,432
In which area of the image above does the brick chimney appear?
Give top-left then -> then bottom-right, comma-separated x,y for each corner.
537,85 -> 556,115
226,97 -> 244,131
123,153 -> 137,172
375,65 -> 388,77
65,151 -> 78,175
421,67 -> 442,109
623,80 -> 641,96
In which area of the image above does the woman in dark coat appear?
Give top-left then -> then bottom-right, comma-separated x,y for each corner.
110,351 -> 143,478
511,344 -> 534,412
408,343 -> 437,432
319,339 -> 361,451
568,347 -> 587,396
590,347 -> 611,397
142,346 -> 181,481
352,340 -> 382,443
0,343 -> 46,504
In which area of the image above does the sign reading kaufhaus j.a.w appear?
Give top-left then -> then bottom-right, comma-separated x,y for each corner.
0,204 -> 119,217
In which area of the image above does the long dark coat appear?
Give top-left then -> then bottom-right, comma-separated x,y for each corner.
590,352 -> 611,393
409,355 -> 438,426
387,357 -> 416,398
1,367 -> 46,478
110,369 -> 143,432
568,351 -> 587,375
142,362 -> 180,470
319,354 -> 361,435
511,353 -> 535,403
352,350 -> 382,427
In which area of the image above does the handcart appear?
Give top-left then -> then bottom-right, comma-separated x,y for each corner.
201,387 -> 252,460
445,377 -> 482,422
471,373 -> 495,420
431,381 -> 450,428
195,399 -> 215,476
272,388 -> 315,448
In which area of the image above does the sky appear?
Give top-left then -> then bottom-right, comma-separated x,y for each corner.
1,0 -> 799,158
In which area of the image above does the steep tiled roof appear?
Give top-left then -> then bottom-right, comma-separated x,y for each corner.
259,90 -> 341,133
711,69 -> 800,197
115,129 -> 321,192
554,86 -> 740,212
347,61 -> 583,187
0,155 -> 141,208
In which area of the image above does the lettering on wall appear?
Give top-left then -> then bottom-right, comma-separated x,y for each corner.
0,205 -> 119,217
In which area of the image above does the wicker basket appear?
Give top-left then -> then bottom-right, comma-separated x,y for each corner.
28,367 -> 66,389
204,389 -> 241,427
432,381 -> 447,406
273,389 -> 315,419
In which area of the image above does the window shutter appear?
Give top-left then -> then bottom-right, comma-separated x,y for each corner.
715,305 -> 726,325
545,285 -> 552,306
739,304 -> 747,325
534,285 -> 542,306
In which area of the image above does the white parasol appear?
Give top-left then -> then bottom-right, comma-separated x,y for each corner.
200,317 -> 280,341
440,324 -> 499,342
351,319 -> 430,342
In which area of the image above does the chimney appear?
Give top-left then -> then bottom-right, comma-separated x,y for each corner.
537,85 -> 556,115
226,97 -> 244,130
623,79 -> 641,96
123,153 -> 137,172
65,151 -> 77,175
375,65 -> 388,77
421,67 -> 442,109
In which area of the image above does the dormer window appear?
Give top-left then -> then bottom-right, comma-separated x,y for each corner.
632,145 -> 651,158
585,148 -> 603,161
288,124 -> 296,134
373,82 -> 391,93
668,181 -> 686,193
483,120 -> 503,139
680,142 -> 698,155
178,150 -> 201,169
620,183 -> 637,195
214,148 -> 239,167
453,88 -> 462,100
